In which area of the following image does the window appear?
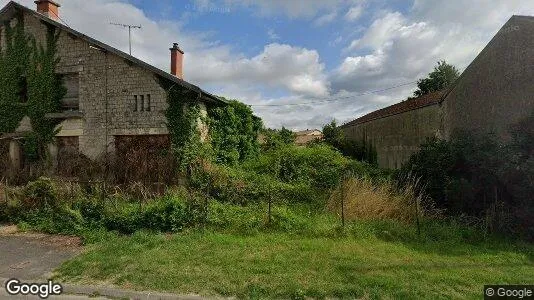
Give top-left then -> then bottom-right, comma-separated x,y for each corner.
62,73 -> 80,110
133,94 -> 152,112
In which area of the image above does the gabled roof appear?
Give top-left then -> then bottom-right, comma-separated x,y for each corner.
0,1 -> 226,105
340,91 -> 444,128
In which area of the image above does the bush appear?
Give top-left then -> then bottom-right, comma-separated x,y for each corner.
243,144 -> 349,190
21,177 -> 59,209
398,111 -> 534,240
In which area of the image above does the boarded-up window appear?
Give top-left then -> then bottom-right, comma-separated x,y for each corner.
57,136 -> 80,176
62,73 -> 79,110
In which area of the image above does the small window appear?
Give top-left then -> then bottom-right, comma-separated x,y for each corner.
140,95 -> 145,112
133,95 -> 138,112
146,94 -> 151,112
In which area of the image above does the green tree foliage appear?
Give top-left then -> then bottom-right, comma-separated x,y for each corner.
414,60 -> 460,97
208,99 -> 262,165
261,127 -> 296,151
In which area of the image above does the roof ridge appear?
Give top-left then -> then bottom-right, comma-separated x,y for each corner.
1,1 -> 225,105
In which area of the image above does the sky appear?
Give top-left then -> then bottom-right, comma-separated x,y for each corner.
5,0 -> 534,130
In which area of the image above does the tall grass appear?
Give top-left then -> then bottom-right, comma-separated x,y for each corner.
327,177 -> 440,223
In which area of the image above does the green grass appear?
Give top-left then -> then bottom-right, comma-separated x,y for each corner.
55,228 -> 534,299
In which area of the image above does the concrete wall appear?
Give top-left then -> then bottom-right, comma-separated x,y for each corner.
441,16 -> 534,139
342,104 -> 441,169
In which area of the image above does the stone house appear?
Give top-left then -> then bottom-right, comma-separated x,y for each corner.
341,15 -> 534,169
295,129 -> 323,146
0,1 -> 225,176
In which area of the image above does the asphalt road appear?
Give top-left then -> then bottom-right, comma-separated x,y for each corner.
0,234 -> 80,280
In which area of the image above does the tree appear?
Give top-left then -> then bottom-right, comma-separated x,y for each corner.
322,120 -> 344,147
414,60 -> 460,97
262,127 -> 296,151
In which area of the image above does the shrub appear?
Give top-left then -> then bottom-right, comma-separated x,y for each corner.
243,144 -> 349,190
22,177 -> 59,209
398,111 -> 534,240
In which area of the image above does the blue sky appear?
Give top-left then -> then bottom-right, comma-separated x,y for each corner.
5,0 -> 534,129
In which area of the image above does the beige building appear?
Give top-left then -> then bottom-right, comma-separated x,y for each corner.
0,1 -> 225,175
341,15 -> 534,169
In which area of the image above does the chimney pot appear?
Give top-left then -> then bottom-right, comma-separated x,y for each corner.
35,0 -> 61,21
170,43 -> 184,79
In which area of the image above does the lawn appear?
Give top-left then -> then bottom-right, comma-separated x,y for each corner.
55,229 -> 534,299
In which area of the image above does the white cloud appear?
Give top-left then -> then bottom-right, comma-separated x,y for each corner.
344,5 -> 363,22
314,11 -> 338,26
267,29 -> 280,40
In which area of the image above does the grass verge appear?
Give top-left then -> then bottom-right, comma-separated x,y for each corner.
55,227 -> 534,299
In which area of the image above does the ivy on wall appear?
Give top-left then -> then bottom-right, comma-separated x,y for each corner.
0,13 -> 66,161
0,14 -> 30,133
159,80 -> 211,172
208,99 -> 262,165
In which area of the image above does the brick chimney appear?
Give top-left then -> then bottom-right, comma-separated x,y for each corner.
35,0 -> 61,21
170,43 -> 184,79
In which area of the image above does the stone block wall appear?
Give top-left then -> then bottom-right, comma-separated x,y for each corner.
21,11 -> 170,159
342,104 -> 441,169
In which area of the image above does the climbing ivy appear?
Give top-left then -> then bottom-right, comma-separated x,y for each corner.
208,99 -> 262,165
160,80 -> 212,172
0,14 -> 66,161
0,14 -> 30,133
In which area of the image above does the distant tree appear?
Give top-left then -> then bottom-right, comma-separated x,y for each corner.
262,127 -> 296,150
414,60 -> 460,97
322,120 -> 344,147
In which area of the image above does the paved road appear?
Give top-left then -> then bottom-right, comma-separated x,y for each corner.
0,234 -> 80,280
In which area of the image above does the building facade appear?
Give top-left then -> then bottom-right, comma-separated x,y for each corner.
341,15 -> 534,169
0,1 -> 224,176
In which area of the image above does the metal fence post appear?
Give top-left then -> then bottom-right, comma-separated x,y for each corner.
341,175 -> 345,228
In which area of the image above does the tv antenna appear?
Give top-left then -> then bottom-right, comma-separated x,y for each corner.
110,22 -> 142,55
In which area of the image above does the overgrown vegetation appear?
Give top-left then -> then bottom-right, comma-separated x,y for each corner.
398,111 -> 534,240
0,14 -> 66,162
208,99 -> 262,165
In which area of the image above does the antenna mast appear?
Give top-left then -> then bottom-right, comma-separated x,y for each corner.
110,22 -> 142,55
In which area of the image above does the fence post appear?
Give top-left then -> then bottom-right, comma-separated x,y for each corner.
414,196 -> 421,238
4,177 -> 8,203
341,172 -> 346,228
268,188 -> 273,226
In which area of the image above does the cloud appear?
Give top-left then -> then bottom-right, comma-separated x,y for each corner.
267,29 -> 280,40
189,43 -> 329,97
314,11 -> 338,26
344,5 -> 364,22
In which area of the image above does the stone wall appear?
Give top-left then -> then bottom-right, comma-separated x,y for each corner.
21,11 -> 170,159
341,104 -> 441,169
441,15 -> 534,139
